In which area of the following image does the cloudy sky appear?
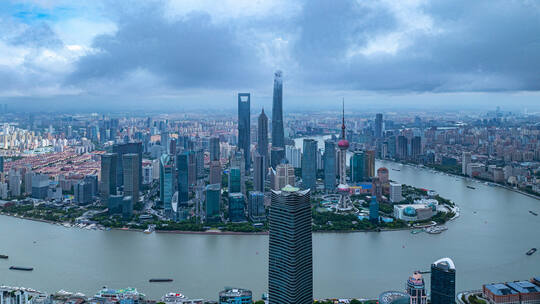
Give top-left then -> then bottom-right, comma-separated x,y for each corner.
1,0 -> 540,112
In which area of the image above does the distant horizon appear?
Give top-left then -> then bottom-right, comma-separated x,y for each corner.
2,90 -> 540,113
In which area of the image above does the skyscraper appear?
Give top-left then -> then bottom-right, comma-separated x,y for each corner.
210,136 -> 220,162
369,195 -> 379,224
462,152 -> 471,176
271,71 -> 284,149
406,272 -> 427,304
160,154 -> 175,212
323,140 -> 336,191
397,136 -> 408,160
257,109 -> 269,173
253,153 -> 265,192
112,142 -> 143,188
248,191 -> 266,221
187,151 -> 197,188
271,71 -> 285,168
176,152 -> 190,203
100,153 -> 117,201
375,113 -> 383,138
205,183 -> 221,222
431,258 -> 456,304
365,150 -> 376,178
268,186 -> 312,304
209,160 -> 222,186
228,192 -> 246,222
411,136 -> 422,160
123,153 -> 139,205
74,181 -> 92,205
161,131 -> 169,153
229,167 -> 242,193
238,93 -> 251,172
195,148 -> 205,179
350,151 -> 365,183
301,139 -> 317,191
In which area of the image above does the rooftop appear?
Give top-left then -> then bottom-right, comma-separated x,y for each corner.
506,281 -> 540,294
485,284 -> 518,296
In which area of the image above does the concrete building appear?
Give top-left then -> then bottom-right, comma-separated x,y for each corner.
406,271 -> 427,304
462,152 -> 472,175
8,171 -> 21,197
285,145 -> 301,168
270,163 -> 295,191
219,288 -> 252,304
390,183 -> 403,203
208,161 -> 222,186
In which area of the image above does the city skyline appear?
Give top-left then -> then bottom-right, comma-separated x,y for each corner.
1,1 -> 540,304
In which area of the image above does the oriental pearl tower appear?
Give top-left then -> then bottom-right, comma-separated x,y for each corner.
337,99 -> 352,211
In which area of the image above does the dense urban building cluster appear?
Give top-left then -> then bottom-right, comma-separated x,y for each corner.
0,71 -> 538,304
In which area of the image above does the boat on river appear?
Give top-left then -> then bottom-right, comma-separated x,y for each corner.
425,226 -> 448,234
466,186 -> 476,190
529,211 -> 538,216
149,278 -> 173,283
526,248 -> 537,256
10,266 -> 33,271
411,229 -> 424,234
0,254 -> 8,259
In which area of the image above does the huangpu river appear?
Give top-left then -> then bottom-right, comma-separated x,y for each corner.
1,157 -> 539,300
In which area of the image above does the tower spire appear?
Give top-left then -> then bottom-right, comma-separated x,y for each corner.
341,98 -> 346,139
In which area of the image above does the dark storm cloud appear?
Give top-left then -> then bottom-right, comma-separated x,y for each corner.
65,0 -> 540,94
293,0 -> 540,92
68,2 -> 264,89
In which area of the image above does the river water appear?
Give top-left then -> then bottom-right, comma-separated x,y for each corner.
1,160 -> 539,301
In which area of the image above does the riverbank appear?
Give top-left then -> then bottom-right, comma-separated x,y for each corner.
392,161 -> 540,201
0,211 -> 455,235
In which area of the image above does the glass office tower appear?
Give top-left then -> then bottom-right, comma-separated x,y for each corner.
268,186 -> 312,304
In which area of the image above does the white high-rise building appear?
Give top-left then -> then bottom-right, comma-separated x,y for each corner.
270,163 -> 295,191
285,145 -> 301,168
462,151 -> 471,176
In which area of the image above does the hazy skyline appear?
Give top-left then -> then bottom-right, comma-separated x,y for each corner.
1,0 -> 540,111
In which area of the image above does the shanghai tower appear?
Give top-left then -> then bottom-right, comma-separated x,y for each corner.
238,93 -> 251,172
271,70 -> 285,168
